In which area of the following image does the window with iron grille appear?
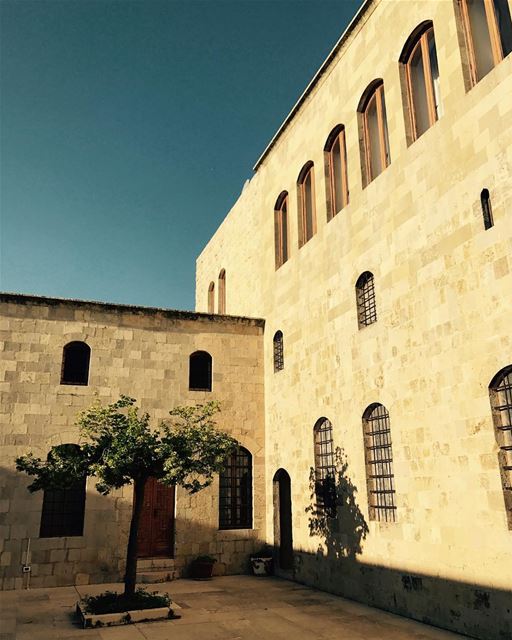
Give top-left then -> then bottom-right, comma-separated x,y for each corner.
489,365 -> 512,528
481,188 -> 494,230
362,404 -> 396,522
40,445 -> 86,537
61,341 -> 91,385
189,351 -> 212,391
355,271 -> 377,328
314,418 -> 336,516
273,331 -> 284,372
219,446 -> 252,529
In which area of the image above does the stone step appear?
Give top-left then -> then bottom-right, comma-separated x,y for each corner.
137,558 -> 175,571
136,569 -> 178,584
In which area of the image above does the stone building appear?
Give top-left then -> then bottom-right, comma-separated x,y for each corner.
0,1 -> 511,639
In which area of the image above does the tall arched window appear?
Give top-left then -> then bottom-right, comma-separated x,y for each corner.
61,341 -> 91,385
207,282 -> 215,314
297,162 -> 316,247
400,22 -> 442,141
219,446 -> 252,529
189,350 -> 212,391
481,188 -> 494,229
355,271 -> 377,328
358,80 -> 391,186
489,365 -> 512,528
324,125 -> 349,220
457,0 -> 512,87
274,191 -> 289,269
362,404 -> 396,522
273,330 -> 284,372
313,418 -> 336,516
218,269 -> 226,314
40,444 -> 86,538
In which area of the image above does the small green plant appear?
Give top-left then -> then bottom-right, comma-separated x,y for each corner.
81,588 -> 170,615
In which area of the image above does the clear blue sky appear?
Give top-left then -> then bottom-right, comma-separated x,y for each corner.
1,0 -> 361,311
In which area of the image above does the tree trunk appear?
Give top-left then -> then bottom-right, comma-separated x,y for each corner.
124,477 -> 146,597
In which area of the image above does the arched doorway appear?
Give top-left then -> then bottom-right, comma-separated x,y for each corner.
273,469 -> 293,572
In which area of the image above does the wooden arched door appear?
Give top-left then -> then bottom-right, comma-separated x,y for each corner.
137,477 -> 175,558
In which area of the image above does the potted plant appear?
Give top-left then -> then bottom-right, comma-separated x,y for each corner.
249,546 -> 274,576
190,555 -> 217,580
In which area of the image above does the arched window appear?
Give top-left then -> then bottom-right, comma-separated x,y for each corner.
313,418 -> 336,516
273,330 -> 284,372
489,365 -> 512,528
362,404 -> 396,522
457,0 -> 512,87
481,188 -> 494,229
218,269 -> 226,314
189,350 -> 212,391
274,191 -> 289,269
61,341 -> 90,385
358,80 -> 391,186
40,444 -> 86,538
207,282 -> 215,314
219,446 -> 252,529
324,125 -> 349,220
355,272 -> 377,328
400,22 -> 442,141
297,162 -> 316,247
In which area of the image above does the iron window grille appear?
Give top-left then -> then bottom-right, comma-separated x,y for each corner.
481,188 -> 494,229
356,271 -> 377,328
219,446 -> 252,529
60,341 -> 91,385
189,350 -> 212,391
362,404 -> 396,522
314,418 -> 336,517
273,331 -> 284,372
489,365 -> 512,528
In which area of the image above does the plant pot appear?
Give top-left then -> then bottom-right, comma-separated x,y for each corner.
190,560 -> 215,580
250,556 -> 273,576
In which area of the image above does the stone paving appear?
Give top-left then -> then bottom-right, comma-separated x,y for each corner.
0,575 -> 467,640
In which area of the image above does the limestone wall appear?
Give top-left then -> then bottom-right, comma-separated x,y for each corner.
196,0 -> 512,637
0,295 -> 265,589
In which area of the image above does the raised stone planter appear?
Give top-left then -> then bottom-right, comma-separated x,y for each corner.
76,602 -> 180,628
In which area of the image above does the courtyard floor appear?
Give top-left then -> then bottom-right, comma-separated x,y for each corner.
0,574 -> 466,640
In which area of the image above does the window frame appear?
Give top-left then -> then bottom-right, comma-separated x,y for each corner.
355,271 -> 377,329
189,350 -> 213,392
489,365 -> 512,529
274,192 -> 289,269
60,341 -> 91,386
313,418 -> 336,517
218,269 -> 226,314
297,162 -> 317,247
359,81 -> 391,186
273,330 -> 284,372
219,446 -> 253,530
207,282 -> 215,314
324,125 -> 349,220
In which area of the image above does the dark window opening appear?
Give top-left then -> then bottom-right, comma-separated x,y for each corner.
189,351 -> 212,391
362,404 -> 396,522
356,272 -> 377,328
219,446 -> 252,529
61,341 -> 91,385
314,418 -> 336,517
481,188 -> 494,229
273,331 -> 284,372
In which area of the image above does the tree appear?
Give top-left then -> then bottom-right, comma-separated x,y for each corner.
16,396 -> 237,596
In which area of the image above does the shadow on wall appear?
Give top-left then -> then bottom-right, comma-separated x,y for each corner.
294,448 -> 511,640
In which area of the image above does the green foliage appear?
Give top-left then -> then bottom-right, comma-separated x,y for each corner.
81,588 -> 170,614
15,396 -> 237,495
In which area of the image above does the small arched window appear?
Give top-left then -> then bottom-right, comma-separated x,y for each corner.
358,80 -> 391,186
313,418 -> 336,516
61,341 -> 90,385
273,331 -> 284,372
324,125 -> 349,220
207,282 -> 215,314
489,365 -> 512,528
362,404 -> 396,522
218,269 -> 226,314
274,192 -> 289,269
355,272 -> 377,328
189,350 -> 212,391
297,162 -> 316,247
40,444 -> 86,538
457,0 -> 512,88
400,22 -> 442,141
219,446 -> 252,529
481,188 -> 494,229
